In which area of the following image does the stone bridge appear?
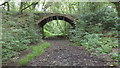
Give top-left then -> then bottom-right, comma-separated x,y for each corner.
34,13 -> 79,38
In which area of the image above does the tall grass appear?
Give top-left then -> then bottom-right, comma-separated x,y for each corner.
19,42 -> 51,66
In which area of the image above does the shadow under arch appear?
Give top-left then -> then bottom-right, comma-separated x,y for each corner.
37,15 -> 76,38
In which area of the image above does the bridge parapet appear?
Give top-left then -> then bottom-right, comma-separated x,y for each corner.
34,13 -> 79,24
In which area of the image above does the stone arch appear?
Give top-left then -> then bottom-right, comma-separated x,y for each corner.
37,15 -> 76,38
38,15 -> 76,28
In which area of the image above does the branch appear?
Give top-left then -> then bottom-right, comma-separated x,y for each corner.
0,0 -> 11,6
21,2 -> 39,11
0,2 -> 7,6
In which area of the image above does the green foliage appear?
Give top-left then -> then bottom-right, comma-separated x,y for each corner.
44,29 -> 54,37
96,46 -> 112,54
80,33 -> 117,54
79,7 -> 118,31
112,53 -> 120,61
44,29 -> 65,38
2,2 -> 119,64
44,20 -> 71,37
70,30 -> 118,58
69,21 -> 86,42
69,7 -> 118,61
19,42 -> 51,66
2,13 -> 41,61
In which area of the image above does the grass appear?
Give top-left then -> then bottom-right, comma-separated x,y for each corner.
44,29 -> 65,37
19,42 -> 51,66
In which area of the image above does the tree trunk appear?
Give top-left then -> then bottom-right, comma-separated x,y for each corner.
19,2 -> 24,13
7,2 -> 10,11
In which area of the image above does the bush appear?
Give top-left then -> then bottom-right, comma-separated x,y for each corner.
79,8 -> 118,31
69,7 -> 118,55
2,13 -> 42,61
82,33 -> 117,53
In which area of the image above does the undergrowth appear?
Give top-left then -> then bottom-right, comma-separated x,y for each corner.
69,8 -> 119,64
2,12 -> 41,62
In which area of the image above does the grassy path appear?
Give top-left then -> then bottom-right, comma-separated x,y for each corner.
27,38 -> 108,66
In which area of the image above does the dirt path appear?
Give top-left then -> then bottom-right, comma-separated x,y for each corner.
27,37 -> 108,66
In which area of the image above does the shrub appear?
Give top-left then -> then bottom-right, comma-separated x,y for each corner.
79,8 -> 118,31
2,13 -> 42,62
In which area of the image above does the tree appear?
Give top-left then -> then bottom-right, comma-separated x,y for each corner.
112,2 -> 120,17
0,0 -> 11,11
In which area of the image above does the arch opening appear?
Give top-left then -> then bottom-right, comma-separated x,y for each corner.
37,15 -> 76,38
44,20 -> 72,38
